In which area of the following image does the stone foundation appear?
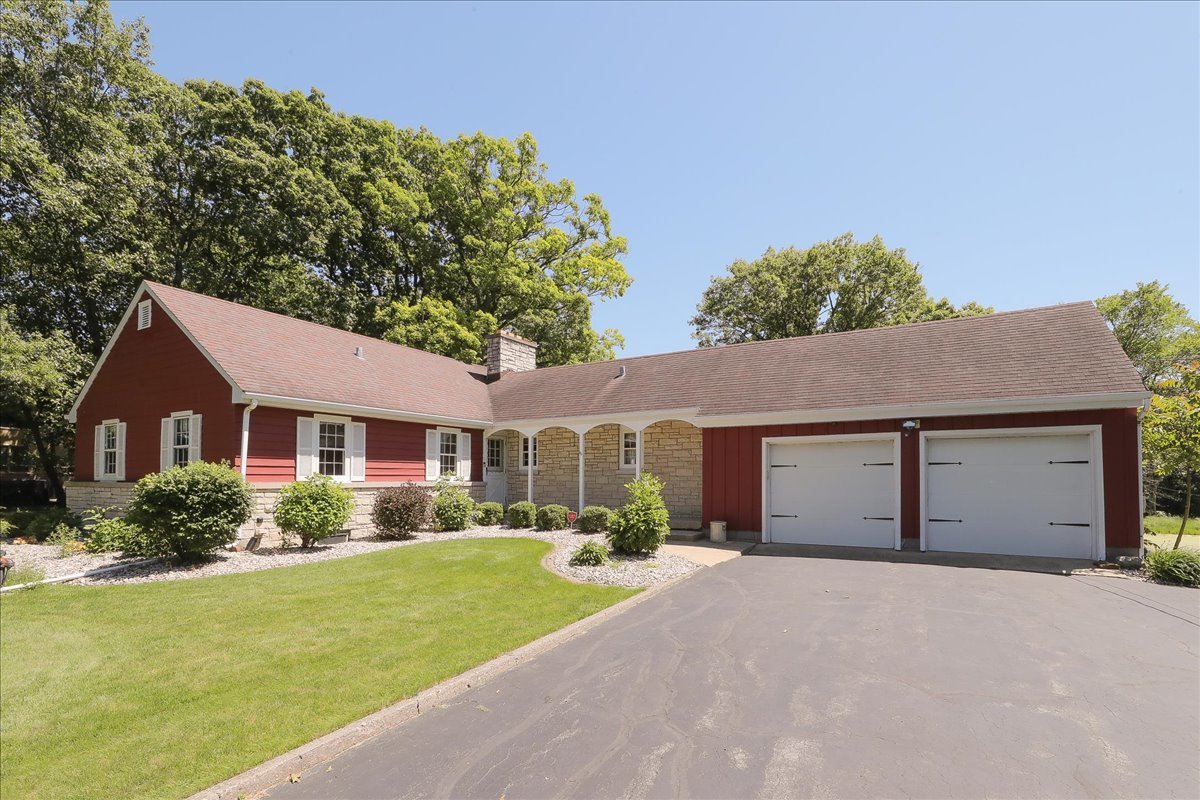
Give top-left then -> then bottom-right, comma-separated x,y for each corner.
67,480 -> 485,548
497,420 -> 703,528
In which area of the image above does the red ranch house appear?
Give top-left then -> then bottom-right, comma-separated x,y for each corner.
68,282 -> 1149,560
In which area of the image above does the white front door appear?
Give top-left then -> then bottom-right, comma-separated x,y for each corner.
766,436 -> 899,549
924,433 -> 1097,559
484,436 -> 507,505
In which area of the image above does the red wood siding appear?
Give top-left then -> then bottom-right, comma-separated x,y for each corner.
73,292 -> 239,481
241,405 -> 484,484
702,409 -> 1142,552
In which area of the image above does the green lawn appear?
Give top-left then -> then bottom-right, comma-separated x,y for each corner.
1144,515 -> 1200,537
0,539 -> 636,800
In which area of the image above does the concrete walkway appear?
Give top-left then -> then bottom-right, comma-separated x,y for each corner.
660,539 -> 752,566
265,554 -> 1199,799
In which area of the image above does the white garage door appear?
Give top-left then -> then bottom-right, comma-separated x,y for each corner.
924,434 -> 1097,559
766,437 -> 897,548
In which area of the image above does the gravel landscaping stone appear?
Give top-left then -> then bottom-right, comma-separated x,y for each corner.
0,543 -> 137,584
73,526 -> 701,588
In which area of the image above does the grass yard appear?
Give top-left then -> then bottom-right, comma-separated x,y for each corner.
0,539 -> 636,800
1144,515 -> 1200,537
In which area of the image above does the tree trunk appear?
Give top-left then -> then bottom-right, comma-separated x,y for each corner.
20,404 -> 65,508
1174,472 -> 1193,551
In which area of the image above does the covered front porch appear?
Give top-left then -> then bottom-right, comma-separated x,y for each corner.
483,412 -> 703,529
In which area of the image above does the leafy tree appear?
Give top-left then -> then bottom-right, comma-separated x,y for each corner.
0,311 -> 91,504
376,296 -> 496,364
1143,363 -> 1200,549
690,233 -> 990,346
1096,281 -> 1200,390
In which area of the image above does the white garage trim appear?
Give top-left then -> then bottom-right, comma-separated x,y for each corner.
761,432 -> 902,550
918,425 -> 1105,560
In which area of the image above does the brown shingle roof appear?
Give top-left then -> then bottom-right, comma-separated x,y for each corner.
487,302 -> 1146,422
148,283 -> 1144,425
148,282 -> 493,423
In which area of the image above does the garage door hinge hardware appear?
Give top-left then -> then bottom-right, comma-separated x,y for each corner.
928,461 -> 963,466
862,462 -> 894,466
771,464 -> 798,468
1047,460 -> 1090,465
928,518 -> 963,523
1048,522 -> 1091,527
770,514 -> 798,518
863,516 -> 894,521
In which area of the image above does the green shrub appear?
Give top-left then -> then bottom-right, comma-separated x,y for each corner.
537,504 -> 570,531
1144,548 -> 1200,587
578,505 -> 613,533
23,508 -> 82,542
126,461 -> 254,562
0,517 -> 13,538
4,509 -> 37,533
569,541 -> 610,567
371,484 -> 431,540
474,501 -> 504,526
607,474 -> 671,554
273,475 -> 356,548
506,501 -> 537,528
47,522 -> 85,557
85,516 -> 142,554
433,485 -> 476,531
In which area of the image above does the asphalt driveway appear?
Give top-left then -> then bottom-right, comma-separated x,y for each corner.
268,554 -> 1199,799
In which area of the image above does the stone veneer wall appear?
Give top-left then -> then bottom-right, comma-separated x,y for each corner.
67,480 -> 485,549
497,421 -> 702,527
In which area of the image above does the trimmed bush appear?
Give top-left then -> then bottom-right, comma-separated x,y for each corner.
433,485 -> 476,531
506,501 -> 537,528
1144,548 -> 1200,587
578,505 -> 613,533
126,461 -> 254,562
569,541 -> 610,567
607,474 -> 671,554
536,504 -> 570,531
274,475 -> 356,548
372,484 -> 431,540
475,501 -> 504,526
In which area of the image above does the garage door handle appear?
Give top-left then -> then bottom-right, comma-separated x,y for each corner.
771,464 -> 798,468
928,518 -> 962,523
928,461 -> 962,466
771,514 -> 798,518
862,462 -> 894,466
1048,522 -> 1090,527
1048,460 -> 1090,465
863,516 -> 894,521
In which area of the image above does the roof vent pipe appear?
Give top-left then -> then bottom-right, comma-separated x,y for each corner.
617,366 -> 626,379
354,346 -> 364,359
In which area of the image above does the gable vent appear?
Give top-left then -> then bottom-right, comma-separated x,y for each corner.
137,300 -> 152,330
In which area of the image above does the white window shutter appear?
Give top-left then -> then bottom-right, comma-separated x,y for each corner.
94,425 -> 104,479
160,418 -> 171,470
458,433 -> 472,480
425,429 -> 439,481
296,417 -> 315,480
115,422 -> 127,481
189,414 -> 202,464
350,422 -> 366,482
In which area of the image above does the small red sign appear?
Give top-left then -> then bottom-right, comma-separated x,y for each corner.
567,511 -> 578,524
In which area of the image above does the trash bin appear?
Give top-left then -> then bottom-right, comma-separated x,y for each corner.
710,520 -> 727,543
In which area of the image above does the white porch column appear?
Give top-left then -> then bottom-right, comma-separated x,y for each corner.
577,432 -> 586,512
527,434 -> 534,503
635,428 -> 644,479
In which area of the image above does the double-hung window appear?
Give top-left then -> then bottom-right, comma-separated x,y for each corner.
521,435 -> 538,472
95,419 -> 125,481
425,428 -> 472,481
318,421 -> 347,478
161,411 -> 202,469
620,430 -> 638,471
439,431 -> 459,476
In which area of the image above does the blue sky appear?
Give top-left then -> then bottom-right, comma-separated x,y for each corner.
112,0 -> 1199,356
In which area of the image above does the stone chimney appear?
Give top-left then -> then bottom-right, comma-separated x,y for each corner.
486,330 -> 538,378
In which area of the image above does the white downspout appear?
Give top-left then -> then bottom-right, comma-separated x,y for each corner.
240,400 -> 258,478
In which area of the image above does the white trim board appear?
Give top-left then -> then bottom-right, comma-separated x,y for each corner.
917,425 -> 1105,560
244,394 -> 491,429
760,432 -> 903,551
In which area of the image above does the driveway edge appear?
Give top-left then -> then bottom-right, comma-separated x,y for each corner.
188,572 -> 691,800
